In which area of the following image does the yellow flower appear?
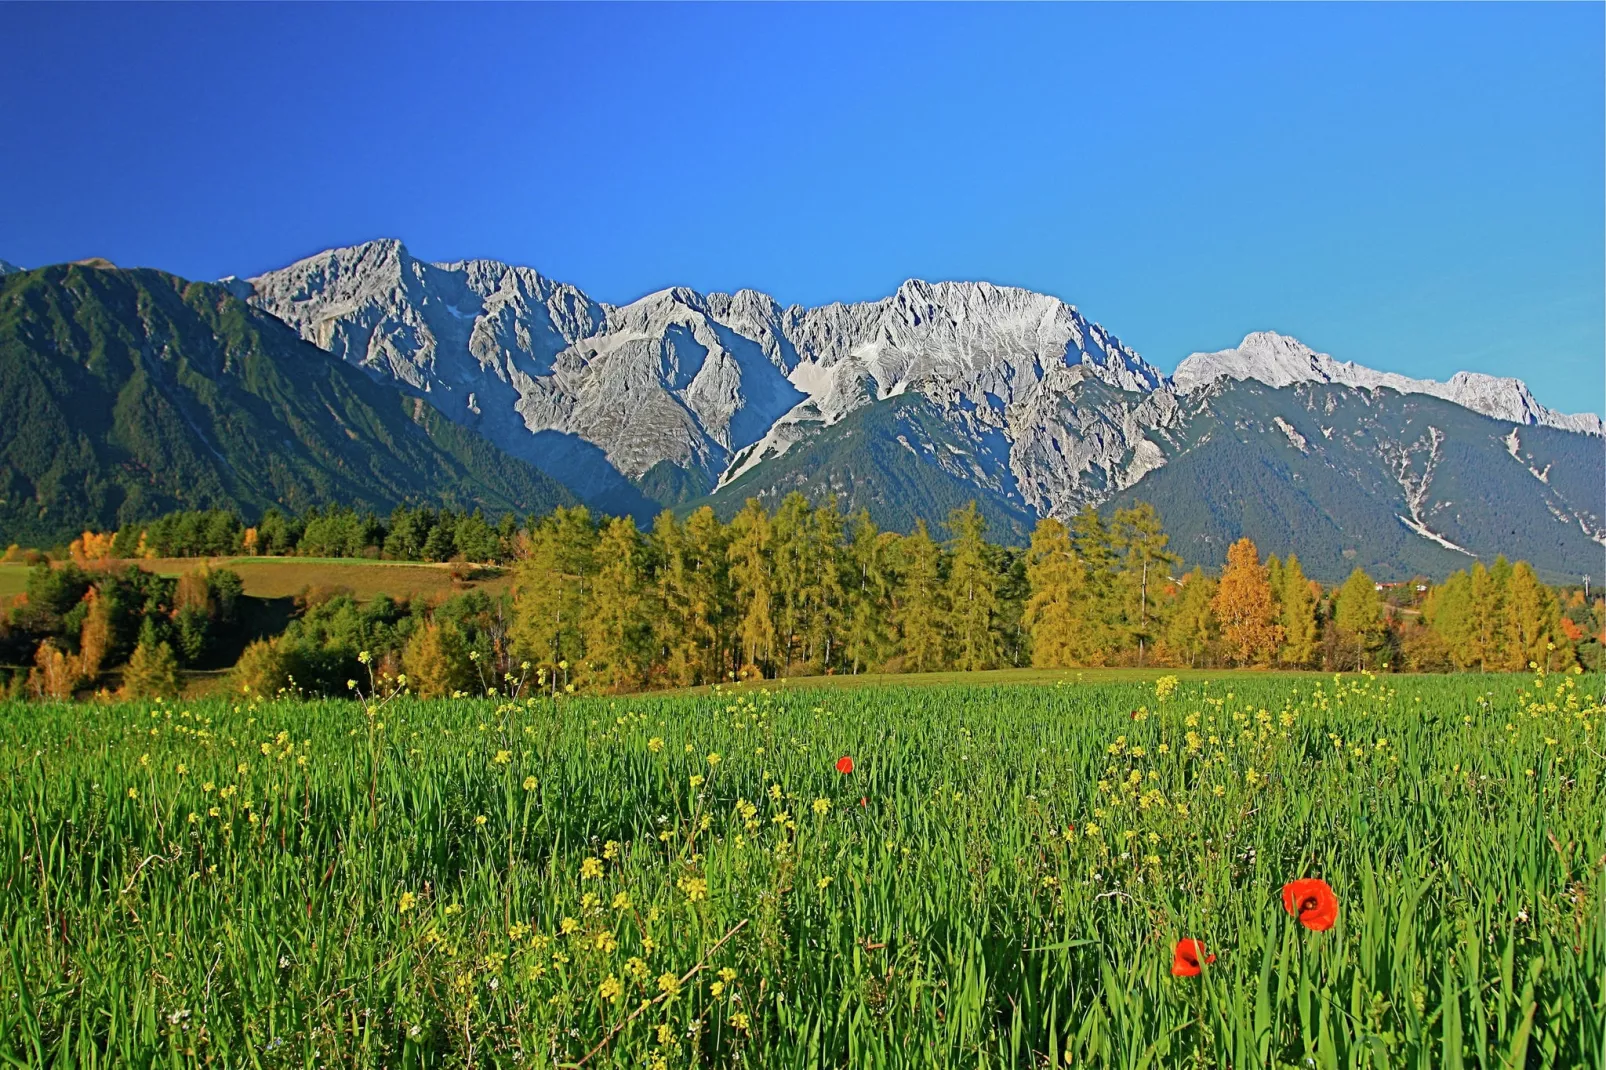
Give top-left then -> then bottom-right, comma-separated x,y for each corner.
560,917 -> 579,935
710,980 -> 725,997
126,786 -> 139,799
657,972 -> 680,997
398,891 -> 417,913
580,857 -> 604,880
475,814 -> 488,827
689,774 -> 705,789
599,975 -> 622,1002
603,840 -> 621,860
728,1011 -> 750,1032
523,775 -> 538,791
812,798 -> 830,815
611,891 -> 632,911
493,750 -> 512,765
648,737 -> 664,753
816,875 -> 834,891
706,752 -> 720,766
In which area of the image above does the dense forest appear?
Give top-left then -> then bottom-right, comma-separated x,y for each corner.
3,493 -> 1599,700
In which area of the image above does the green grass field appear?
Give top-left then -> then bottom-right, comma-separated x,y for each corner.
2,671 -> 1602,1067
0,556 -> 511,604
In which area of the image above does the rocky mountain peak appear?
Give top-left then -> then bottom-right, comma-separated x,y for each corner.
1174,331 -> 1601,434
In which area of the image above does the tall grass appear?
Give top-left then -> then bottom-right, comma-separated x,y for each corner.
1,670 -> 1601,1067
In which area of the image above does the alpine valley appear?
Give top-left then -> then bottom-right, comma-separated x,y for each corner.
2,239 -> 1601,583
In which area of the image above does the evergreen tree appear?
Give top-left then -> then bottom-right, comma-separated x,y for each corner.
1212,537 -> 1283,667
1279,554 -> 1319,668
727,499 -> 778,676
945,502 -> 1000,671
894,521 -> 947,672
1023,517 -> 1084,668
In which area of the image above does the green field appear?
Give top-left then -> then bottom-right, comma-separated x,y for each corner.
2,671 -> 1602,1067
0,556 -> 510,604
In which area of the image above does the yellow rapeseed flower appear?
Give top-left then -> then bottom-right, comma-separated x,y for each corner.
580,857 -> 604,880
398,891 -> 417,913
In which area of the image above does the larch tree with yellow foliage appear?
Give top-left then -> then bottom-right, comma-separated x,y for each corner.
1023,518 -> 1084,668
1211,537 -> 1283,667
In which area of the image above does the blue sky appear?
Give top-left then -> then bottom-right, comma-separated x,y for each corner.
2,3 -> 1601,414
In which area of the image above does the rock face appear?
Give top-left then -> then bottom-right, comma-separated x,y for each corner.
242,241 -> 1169,509
0,259 -> 21,276
235,239 -> 1603,578
1174,331 -> 1604,435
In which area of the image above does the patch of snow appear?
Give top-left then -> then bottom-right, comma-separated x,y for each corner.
1396,514 -> 1475,556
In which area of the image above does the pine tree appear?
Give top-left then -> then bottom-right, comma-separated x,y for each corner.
1166,568 -> 1218,668
1023,517 -> 1084,668
1278,554 -> 1319,668
727,499 -> 778,676
894,521 -> 947,672
583,517 -> 652,691
1332,568 -> 1385,671
1212,537 -> 1283,667
945,502 -> 1000,671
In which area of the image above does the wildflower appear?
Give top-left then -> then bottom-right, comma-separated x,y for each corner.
648,737 -> 664,753
580,857 -> 604,880
836,755 -> 855,775
611,891 -> 632,911
816,875 -> 834,890
475,814 -> 488,828
812,798 -> 830,815
706,752 -> 720,766
1281,877 -> 1339,931
398,891 -> 417,913
657,972 -> 680,997
599,975 -> 622,1002
127,787 -> 138,799
603,840 -> 621,860
523,775 -> 538,791
689,774 -> 705,789
493,749 -> 512,765
1171,938 -> 1215,977
728,1011 -> 750,1032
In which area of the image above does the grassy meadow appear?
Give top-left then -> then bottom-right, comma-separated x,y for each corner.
1,670 -> 1602,1067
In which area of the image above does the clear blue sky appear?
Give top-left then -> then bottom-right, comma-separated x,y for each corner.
2,3 -> 1601,414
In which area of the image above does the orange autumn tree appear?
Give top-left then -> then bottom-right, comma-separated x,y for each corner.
1211,537 -> 1284,667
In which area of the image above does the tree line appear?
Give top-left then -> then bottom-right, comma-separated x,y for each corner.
3,494 -> 1599,699
505,494 -> 1599,692
33,505 -> 522,565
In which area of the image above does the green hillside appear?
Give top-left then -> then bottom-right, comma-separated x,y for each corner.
0,263 -> 575,545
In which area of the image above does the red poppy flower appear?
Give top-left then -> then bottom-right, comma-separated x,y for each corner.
1281,878 -> 1338,932
835,756 -> 854,775
1171,938 -> 1215,977
859,796 -> 868,807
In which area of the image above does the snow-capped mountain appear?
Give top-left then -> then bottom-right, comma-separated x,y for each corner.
0,259 -> 21,276
230,239 -> 1604,579
1174,331 -> 1603,435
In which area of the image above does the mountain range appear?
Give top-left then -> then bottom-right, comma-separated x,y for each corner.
1,241 -> 1601,582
